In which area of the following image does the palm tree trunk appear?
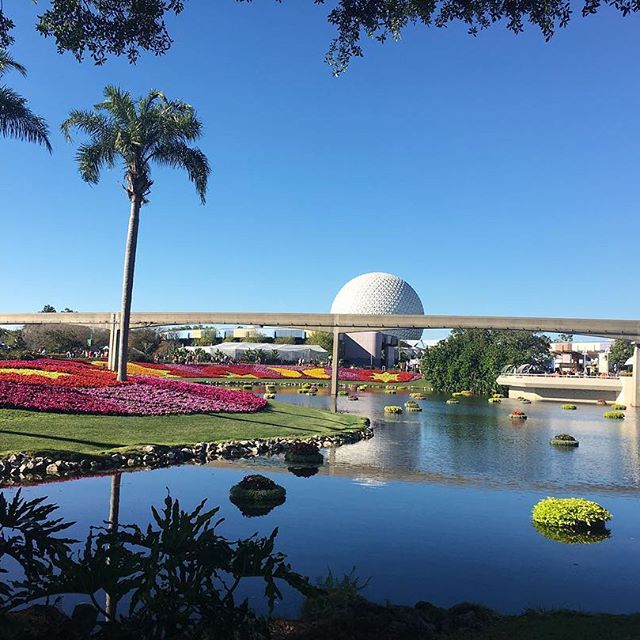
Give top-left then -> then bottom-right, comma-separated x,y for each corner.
117,195 -> 142,382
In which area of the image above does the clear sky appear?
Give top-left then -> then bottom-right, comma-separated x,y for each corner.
2,2 -> 639,326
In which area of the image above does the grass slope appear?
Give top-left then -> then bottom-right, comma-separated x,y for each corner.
447,611 -> 640,640
0,402 -> 364,457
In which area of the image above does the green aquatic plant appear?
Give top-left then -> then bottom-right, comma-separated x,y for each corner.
562,404 -> 577,410
532,497 -> 611,530
383,406 -> 403,414
550,434 -> 579,447
611,404 -> 626,411
604,411 -> 625,420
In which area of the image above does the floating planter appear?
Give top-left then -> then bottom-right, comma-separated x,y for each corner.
347,395 -> 359,401
406,406 -> 422,412
338,390 -> 348,396
446,399 -> 459,405
531,497 -> 611,541
357,385 -> 367,391
410,393 -> 426,400
284,442 -> 324,465
297,388 -> 308,394
562,404 -> 577,410
521,399 -> 532,404
611,404 -> 627,411
604,411 -> 625,420
492,393 -> 504,399
509,410 -> 527,420
460,390 -> 474,398
550,434 -> 579,447
385,389 -> 397,395
263,393 -> 276,399
229,474 -> 286,517
451,392 -> 463,398
488,398 -> 501,404
384,406 -> 403,414
242,384 -> 253,391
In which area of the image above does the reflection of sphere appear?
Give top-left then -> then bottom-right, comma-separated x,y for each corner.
331,272 -> 424,340
288,466 -> 320,478
532,522 -> 610,544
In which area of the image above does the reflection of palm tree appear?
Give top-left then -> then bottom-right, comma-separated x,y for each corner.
0,50 -> 51,151
105,472 -> 121,620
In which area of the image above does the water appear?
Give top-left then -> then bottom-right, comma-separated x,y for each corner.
3,391 -> 640,615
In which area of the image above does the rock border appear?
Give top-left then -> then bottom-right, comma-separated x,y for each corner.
0,420 -> 373,486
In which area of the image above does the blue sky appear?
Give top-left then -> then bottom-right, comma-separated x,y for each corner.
2,2 -> 639,326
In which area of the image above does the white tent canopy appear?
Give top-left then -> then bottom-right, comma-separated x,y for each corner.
185,342 -> 328,363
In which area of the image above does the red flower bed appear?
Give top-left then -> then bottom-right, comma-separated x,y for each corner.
0,360 -> 266,416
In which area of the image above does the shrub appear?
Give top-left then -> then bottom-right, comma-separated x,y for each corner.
229,474 -> 286,506
384,406 -> 403,414
285,442 -> 324,465
604,411 -> 625,419
550,434 -> 579,447
611,403 -> 626,411
562,404 -> 577,410
532,497 -> 611,531
488,398 -> 501,404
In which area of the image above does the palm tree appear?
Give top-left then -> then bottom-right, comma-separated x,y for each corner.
62,86 -> 210,381
0,50 -> 51,151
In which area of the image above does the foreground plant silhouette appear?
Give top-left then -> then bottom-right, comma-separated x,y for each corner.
1,490 -> 314,639
62,87 -> 210,382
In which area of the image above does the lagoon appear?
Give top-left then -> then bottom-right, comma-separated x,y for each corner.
4,391 -> 639,615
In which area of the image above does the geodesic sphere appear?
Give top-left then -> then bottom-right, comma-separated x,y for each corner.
330,272 -> 424,340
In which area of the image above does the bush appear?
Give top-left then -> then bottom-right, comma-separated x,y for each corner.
604,411 -> 625,420
229,474 -> 286,506
562,404 -> 577,410
384,406 -> 403,414
532,497 -> 611,531
488,398 -> 501,404
550,434 -> 579,447
611,403 -> 626,411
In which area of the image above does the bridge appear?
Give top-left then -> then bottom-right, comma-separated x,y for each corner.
2,311 -> 639,406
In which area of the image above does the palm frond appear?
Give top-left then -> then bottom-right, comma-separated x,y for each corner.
0,49 -> 26,77
61,110 -> 112,142
153,142 -> 210,204
76,139 -> 117,184
0,85 -> 51,151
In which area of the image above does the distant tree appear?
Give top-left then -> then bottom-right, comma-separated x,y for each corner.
2,1 -> 636,73
193,329 -> 218,346
61,307 -> 76,313
22,324 -> 108,354
306,331 -> 333,353
128,328 -> 162,362
0,50 -> 51,151
240,331 -> 267,343
609,339 -> 634,370
421,329 -> 551,395
274,336 -> 296,345
558,333 -> 574,342
62,86 -> 210,381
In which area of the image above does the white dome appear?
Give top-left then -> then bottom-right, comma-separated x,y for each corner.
330,272 -> 424,340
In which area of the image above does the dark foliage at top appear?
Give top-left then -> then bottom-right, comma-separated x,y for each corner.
0,1 -> 638,71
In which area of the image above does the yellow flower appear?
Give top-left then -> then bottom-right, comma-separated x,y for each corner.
127,364 -> 177,377
302,368 -> 330,379
371,372 -> 400,383
269,367 -> 302,378
0,367 -> 69,379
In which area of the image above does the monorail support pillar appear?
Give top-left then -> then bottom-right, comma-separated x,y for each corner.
108,314 -> 120,372
330,327 -> 341,412
632,344 -> 640,407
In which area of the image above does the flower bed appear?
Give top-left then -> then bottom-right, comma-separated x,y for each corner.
97,361 -> 422,384
229,474 -> 286,517
550,434 -> 579,447
0,359 -> 267,416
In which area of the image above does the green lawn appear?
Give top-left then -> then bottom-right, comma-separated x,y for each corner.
0,402 -> 365,457
447,611 -> 640,640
